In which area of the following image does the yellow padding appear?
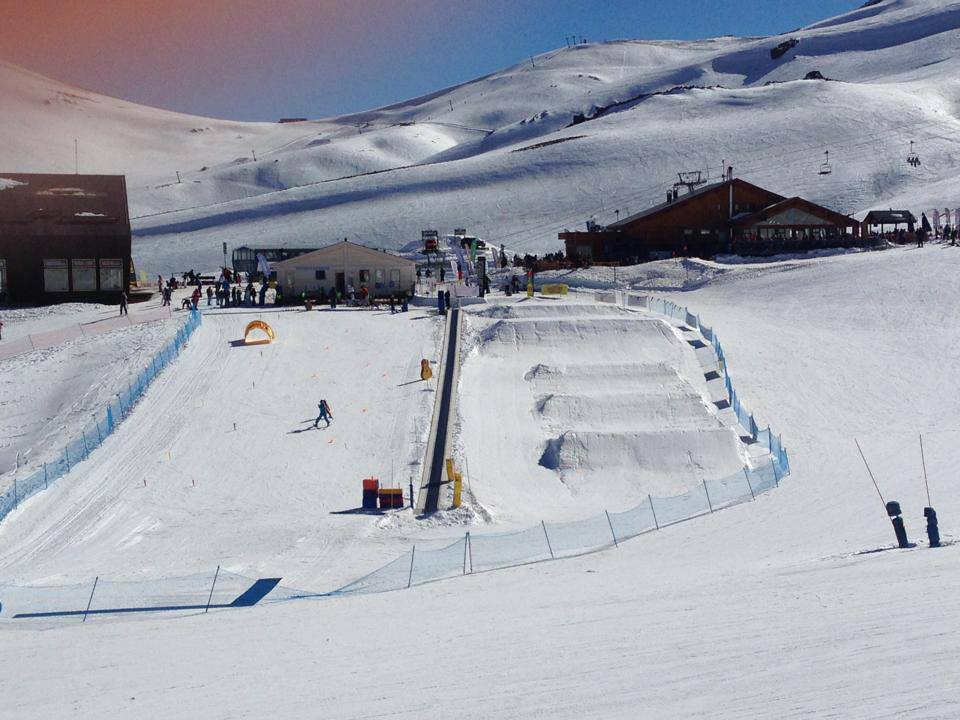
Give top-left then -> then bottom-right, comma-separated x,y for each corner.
541,284 -> 568,295
244,320 -> 276,345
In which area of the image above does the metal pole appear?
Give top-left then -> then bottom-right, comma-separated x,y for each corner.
205,565 -> 221,613
703,480 -> 714,513
463,533 -> 469,575
605,510 -> 619,548
468,532 -> 473,574
82,576 -> 99,622
649,494 -> 660,530
920,433 -> 932,507
854,438 -> 886,508
743,468 -> 756,501
13,477 -> 17,507
43,463 -> 48,489
541,520 -> 555,559
407,545 -> 416,588
65,446 -> 71,471
772,461 -> 779,487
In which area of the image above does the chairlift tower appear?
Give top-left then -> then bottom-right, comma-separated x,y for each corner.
673,170 -> 706,196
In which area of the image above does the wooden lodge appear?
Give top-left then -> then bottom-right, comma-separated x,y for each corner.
0,173 -> 132,304
560,176 -> 863,263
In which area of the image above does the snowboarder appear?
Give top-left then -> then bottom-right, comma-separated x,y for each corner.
119,291 -> 128,316
313,399 -> 333,428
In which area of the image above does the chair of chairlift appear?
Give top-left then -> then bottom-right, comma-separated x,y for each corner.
907,140 -> 921,167
819,150 -> 832,176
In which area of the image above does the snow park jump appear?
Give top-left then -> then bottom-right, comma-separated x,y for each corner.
243,320 -> 276,345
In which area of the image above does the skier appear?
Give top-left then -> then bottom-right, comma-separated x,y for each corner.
119,291 -> 128,316
313,399 -> 333,428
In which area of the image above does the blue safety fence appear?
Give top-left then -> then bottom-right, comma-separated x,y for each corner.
0,310 -> 202,525
332,458 -> 783,597
641,295 -> 790,477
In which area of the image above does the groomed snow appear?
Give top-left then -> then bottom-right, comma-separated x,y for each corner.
2,244 -> 960,718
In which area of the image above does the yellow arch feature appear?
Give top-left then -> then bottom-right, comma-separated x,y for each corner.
244,320 -> 276,345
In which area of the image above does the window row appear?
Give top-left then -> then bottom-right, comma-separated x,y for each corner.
42,258 -> 124,292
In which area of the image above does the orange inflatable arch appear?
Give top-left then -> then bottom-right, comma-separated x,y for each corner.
244,320 -> 276,345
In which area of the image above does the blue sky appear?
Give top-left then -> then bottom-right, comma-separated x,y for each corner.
0,0 -> 860,121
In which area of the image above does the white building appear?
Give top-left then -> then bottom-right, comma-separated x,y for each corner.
273,240 -> 417,298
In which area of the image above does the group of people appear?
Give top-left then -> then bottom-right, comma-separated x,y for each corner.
913,212 -> 956,248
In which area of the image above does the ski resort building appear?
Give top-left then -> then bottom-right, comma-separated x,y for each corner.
273,240 -> 416,298
560,176 -> 862,263
0,173 -> 131,304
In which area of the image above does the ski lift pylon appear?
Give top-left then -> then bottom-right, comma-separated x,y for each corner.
819,150 -> 832,176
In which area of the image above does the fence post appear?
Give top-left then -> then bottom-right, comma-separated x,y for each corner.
649,494 -> 660,530
83,576 -> 99,622
541,520 -> 555,559
65,446 -> 71,472
407,545 -> 416,588
81,430 -> 89,457
605,510 -> 619,548
772,462 -> 780,488
43,462 -> 48,489
703,480 -> 714,513
468,532 -> 473,574
743,468 -> 756,501
205,565 -> 221,613
13,477 -> 17,507
462,532 -> 469,575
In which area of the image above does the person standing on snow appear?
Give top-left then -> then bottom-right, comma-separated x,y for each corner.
313,399 -> 333,428
119,291 -> 128,316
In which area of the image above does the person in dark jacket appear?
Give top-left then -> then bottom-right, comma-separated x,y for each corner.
313,399 -> 333,428
119,291 -> 128,316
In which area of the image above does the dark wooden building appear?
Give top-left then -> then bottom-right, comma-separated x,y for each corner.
0,173 -> 131,304
560,177 -> 862,262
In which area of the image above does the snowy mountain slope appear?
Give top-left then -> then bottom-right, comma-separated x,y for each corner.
3,0 -> 960,271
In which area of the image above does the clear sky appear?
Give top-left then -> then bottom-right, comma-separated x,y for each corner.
0,0 -> 859,121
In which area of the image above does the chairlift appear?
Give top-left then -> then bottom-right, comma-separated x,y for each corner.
907,140 -> 921,168
818,150 -> 832,176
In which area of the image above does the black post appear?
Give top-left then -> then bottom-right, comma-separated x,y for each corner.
924,507 -> 941,548
886,501 -> 910,549
83,576 -> 99,622
205,565 -> 221,613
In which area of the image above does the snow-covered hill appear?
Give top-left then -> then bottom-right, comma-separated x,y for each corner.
3,0 -> 960,273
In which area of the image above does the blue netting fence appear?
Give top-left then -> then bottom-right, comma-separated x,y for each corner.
332,460 -> 783,597
0,310 -> 202,525
639,294 -> 790,477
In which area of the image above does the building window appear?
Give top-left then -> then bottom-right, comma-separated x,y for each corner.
72,258 -> 97,291
359,269 -> 370,283
389,269 -> 400,287
374,269 -> 385,285
315,269 -> 326,280
43,259 -> 70,292
99,258 -> 123,291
